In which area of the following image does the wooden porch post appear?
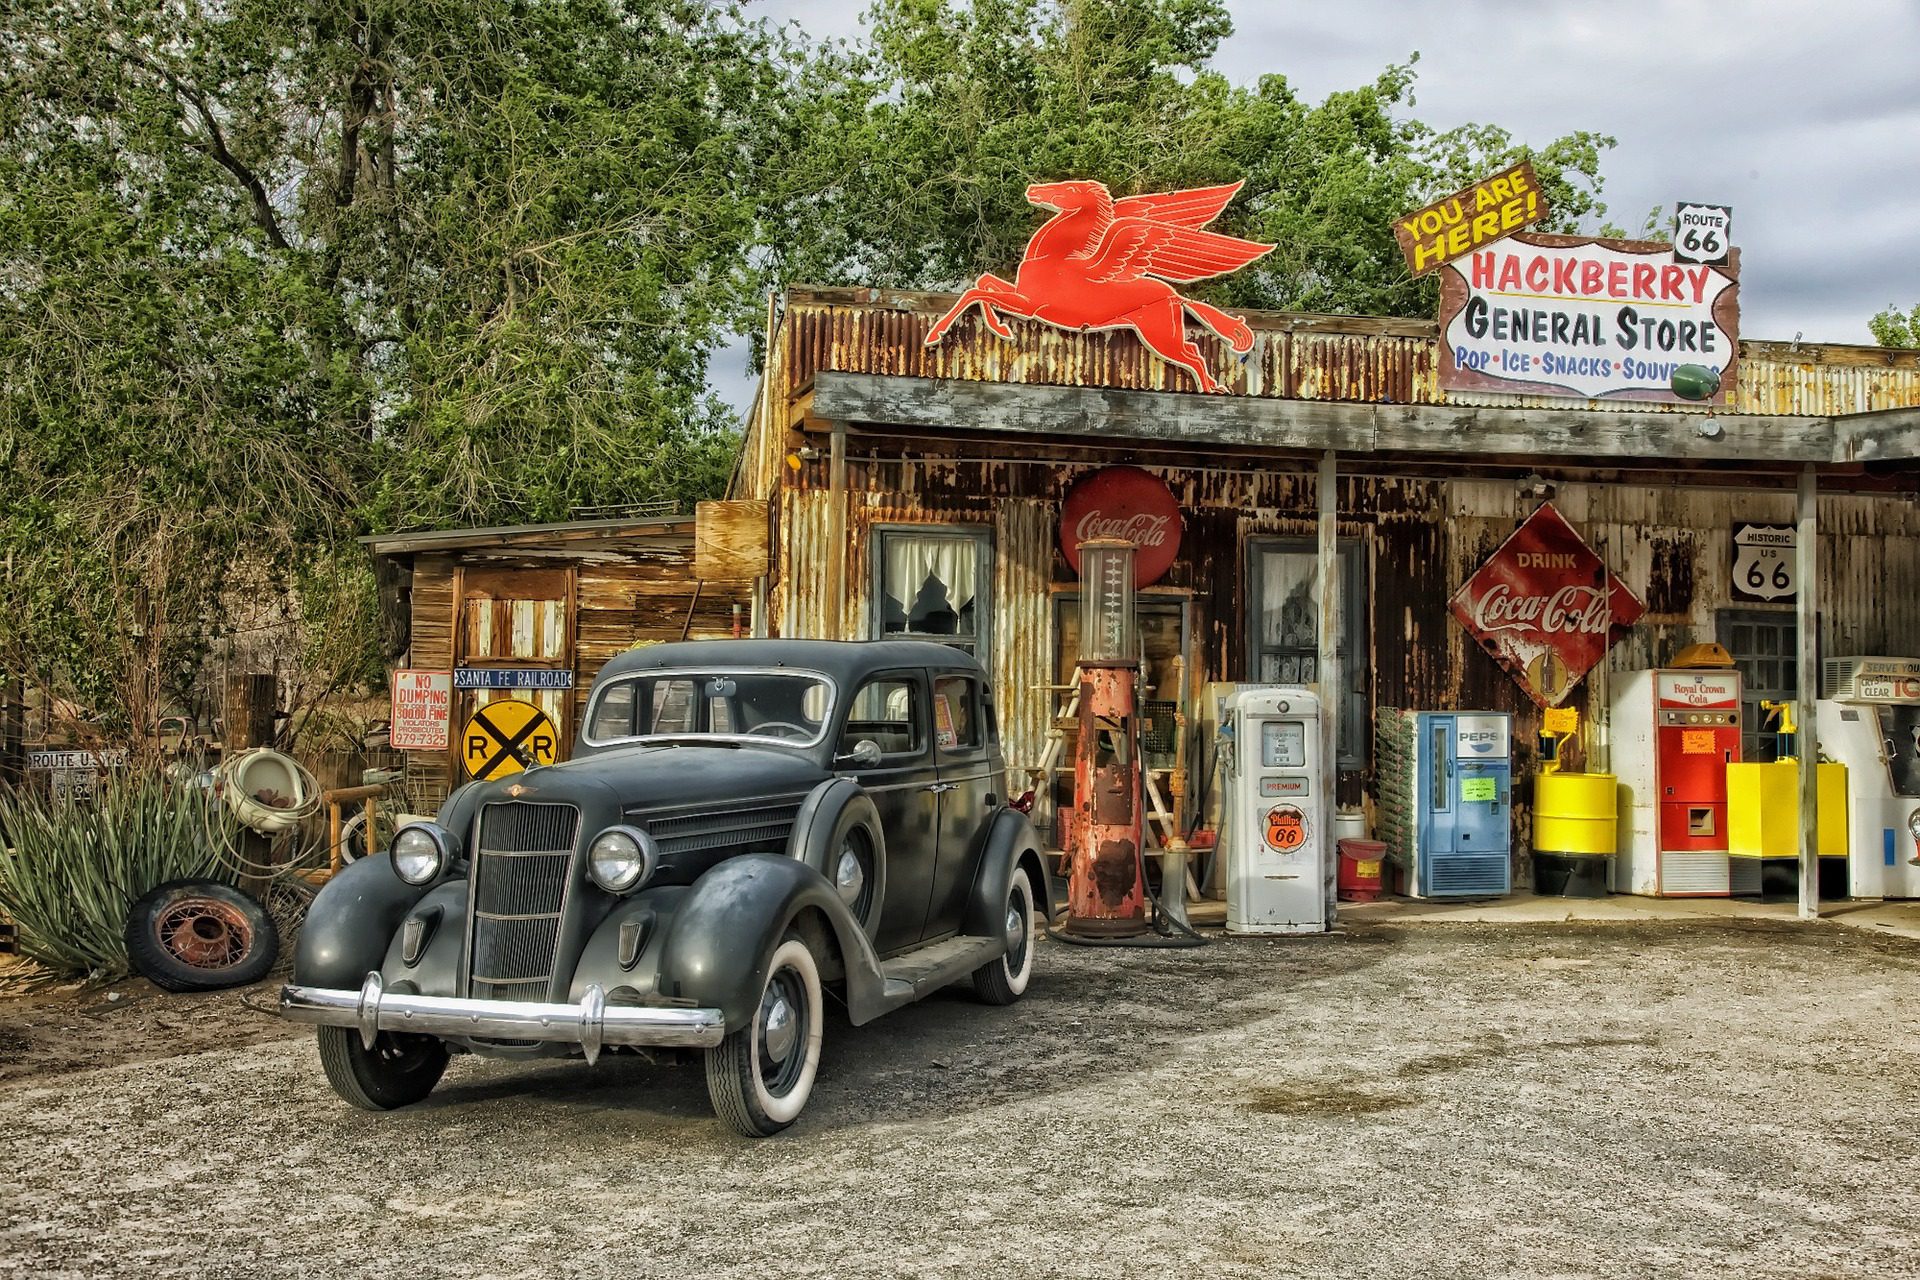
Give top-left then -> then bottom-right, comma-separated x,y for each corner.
829,421 -> 848,639
1796,463 -> 1820,921
1318,450 -> 1340,919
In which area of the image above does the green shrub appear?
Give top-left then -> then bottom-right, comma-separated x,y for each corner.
0,773 -> 227,978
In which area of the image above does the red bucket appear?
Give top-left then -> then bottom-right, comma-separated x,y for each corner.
1337,838 -> 1387,902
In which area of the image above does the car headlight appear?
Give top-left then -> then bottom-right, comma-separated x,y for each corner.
392,823 -> 451,886
588,825 -> 657,894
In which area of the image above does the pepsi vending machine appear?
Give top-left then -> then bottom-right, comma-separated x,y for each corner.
1377,709 -> 1515,898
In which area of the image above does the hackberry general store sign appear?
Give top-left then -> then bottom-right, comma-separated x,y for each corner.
1438,231 -> 1740,405
1449,503 -> 1646,707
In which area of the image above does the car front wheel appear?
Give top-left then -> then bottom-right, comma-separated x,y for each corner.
972,867 -> 1036,1005
315,1025 -> 449,1111
704,934 -> 824,1137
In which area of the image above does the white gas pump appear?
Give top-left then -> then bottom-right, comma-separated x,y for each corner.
1817,657 -> 1920,898
1222,687 -> 1327,934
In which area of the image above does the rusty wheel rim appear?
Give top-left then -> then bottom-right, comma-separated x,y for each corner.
153,898 -> 253,971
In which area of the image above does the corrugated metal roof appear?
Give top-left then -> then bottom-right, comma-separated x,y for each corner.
774,286 -> 1920,420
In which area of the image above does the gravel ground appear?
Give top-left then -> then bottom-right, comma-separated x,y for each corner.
3,917 -> 1919,1279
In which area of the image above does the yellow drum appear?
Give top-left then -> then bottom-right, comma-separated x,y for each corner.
1535,772 -> 1619,855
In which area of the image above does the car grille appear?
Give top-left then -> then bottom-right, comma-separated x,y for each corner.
468,801 -> 577,1002
644,801 -> 802,870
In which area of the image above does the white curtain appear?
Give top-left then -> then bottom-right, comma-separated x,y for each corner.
884,535 -> 977,613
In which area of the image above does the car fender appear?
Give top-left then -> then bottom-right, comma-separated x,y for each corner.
292,852 -> 436,989
378,878 -> 470,995
785,778 -> 886,940
963,808 -> 1054,940
655,854 -> 887,1029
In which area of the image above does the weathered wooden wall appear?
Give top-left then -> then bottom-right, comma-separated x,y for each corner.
400,537 -> 746,806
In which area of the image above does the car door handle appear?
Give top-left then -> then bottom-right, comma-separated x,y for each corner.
924,782 -> 957,794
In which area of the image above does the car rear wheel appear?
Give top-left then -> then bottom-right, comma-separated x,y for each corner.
704,934 -> 823,1137
972,867 -> 1035,1006
316,1025 -> 449,1111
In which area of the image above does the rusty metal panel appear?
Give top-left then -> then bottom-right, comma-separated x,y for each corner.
775,290 -> 1920,428
993,500 -> 1054,782
776,489 -> 844,639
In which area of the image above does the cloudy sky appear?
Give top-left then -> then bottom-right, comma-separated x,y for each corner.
716,0 -> 1920,406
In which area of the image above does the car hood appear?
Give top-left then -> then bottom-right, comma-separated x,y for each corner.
474,742 -> 830,814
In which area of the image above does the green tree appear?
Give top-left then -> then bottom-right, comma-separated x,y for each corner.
1871,304 -> 1920,348
773,0 -> 1619,318
0,1 -> 791,734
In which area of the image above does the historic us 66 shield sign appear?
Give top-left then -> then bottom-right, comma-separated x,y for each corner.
1732,523 -> 1796,602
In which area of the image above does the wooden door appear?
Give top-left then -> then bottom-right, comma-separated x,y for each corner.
452,566 -> 577,780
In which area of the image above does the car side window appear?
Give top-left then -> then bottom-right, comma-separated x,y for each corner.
933,676 -> 981,752
842,677 -> 924,758
589,679 -> 636,739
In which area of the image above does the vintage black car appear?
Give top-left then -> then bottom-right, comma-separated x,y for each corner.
281,640 -> 1052,1136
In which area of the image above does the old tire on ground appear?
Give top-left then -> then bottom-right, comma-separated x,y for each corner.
971,867 -> 1035,1006
124,878 -> 279,993
704,934 -> 824,1137
316,1026 -> 450,1111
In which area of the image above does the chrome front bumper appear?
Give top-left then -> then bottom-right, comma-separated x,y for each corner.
279,973 -> 725,1063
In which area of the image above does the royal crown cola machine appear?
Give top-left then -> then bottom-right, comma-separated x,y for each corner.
1612,666 -> 1742,896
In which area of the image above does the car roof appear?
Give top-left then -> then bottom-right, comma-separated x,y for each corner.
595,638 -> 985,686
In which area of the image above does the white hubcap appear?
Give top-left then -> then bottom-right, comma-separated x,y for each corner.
835,847 -> 865,907
761,990 -> 797,1063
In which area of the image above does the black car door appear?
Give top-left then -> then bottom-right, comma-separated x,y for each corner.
837,670 -> 940,956
922,673 -> 996,941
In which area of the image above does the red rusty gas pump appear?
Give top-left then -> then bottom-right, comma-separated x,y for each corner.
1061,539 -> 1149,938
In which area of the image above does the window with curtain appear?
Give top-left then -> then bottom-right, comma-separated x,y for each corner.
872,527 -> 991,663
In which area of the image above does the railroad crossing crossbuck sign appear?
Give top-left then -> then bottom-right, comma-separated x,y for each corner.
462,699 -> 559,779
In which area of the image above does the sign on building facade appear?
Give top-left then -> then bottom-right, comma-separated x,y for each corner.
1731,523 -> 1797,602
390,669 -> 453,750
1437,232 -> 1740,404
1059,465 -> 1184,586
1449,503 -> 1646,707
1392,161 -> 1547,277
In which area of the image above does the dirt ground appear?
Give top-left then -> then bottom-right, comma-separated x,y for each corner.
3,917 -> 1918,1279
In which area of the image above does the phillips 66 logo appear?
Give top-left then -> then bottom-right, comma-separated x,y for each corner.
1731,523 -> 1796,602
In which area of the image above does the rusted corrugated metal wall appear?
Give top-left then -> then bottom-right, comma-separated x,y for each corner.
751,289 -> 1920,879
765,289 -> 1920,435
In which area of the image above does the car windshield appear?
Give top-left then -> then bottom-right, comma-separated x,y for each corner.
586,670 -> 834,747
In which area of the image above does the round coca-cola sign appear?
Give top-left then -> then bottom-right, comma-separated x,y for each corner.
1061,466 -> 1183,586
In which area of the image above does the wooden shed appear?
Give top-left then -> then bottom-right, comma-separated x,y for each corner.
367,514 -> 757,805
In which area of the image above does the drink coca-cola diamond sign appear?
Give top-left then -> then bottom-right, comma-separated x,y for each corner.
1061,465 -> 1183,586
1448,503 -> 1644,707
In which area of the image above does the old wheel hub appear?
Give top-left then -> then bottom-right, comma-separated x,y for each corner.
835,846 -> 865,907
156,900 -> 251,969
760,986 -> 797,1066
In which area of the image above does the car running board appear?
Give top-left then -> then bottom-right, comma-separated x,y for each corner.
874,935 -> 1000,1008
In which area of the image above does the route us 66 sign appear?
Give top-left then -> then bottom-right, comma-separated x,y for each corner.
1674,201 -> 1732,267
1732,523 -> 1796,601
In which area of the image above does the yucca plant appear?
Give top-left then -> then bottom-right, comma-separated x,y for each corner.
0,773 -> 228,978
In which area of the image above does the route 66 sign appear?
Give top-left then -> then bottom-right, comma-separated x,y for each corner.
1674,202 -> 1732,266
1732,523 -> 1796,601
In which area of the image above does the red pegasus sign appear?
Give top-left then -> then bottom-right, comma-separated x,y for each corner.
925,179 -> 1275,393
